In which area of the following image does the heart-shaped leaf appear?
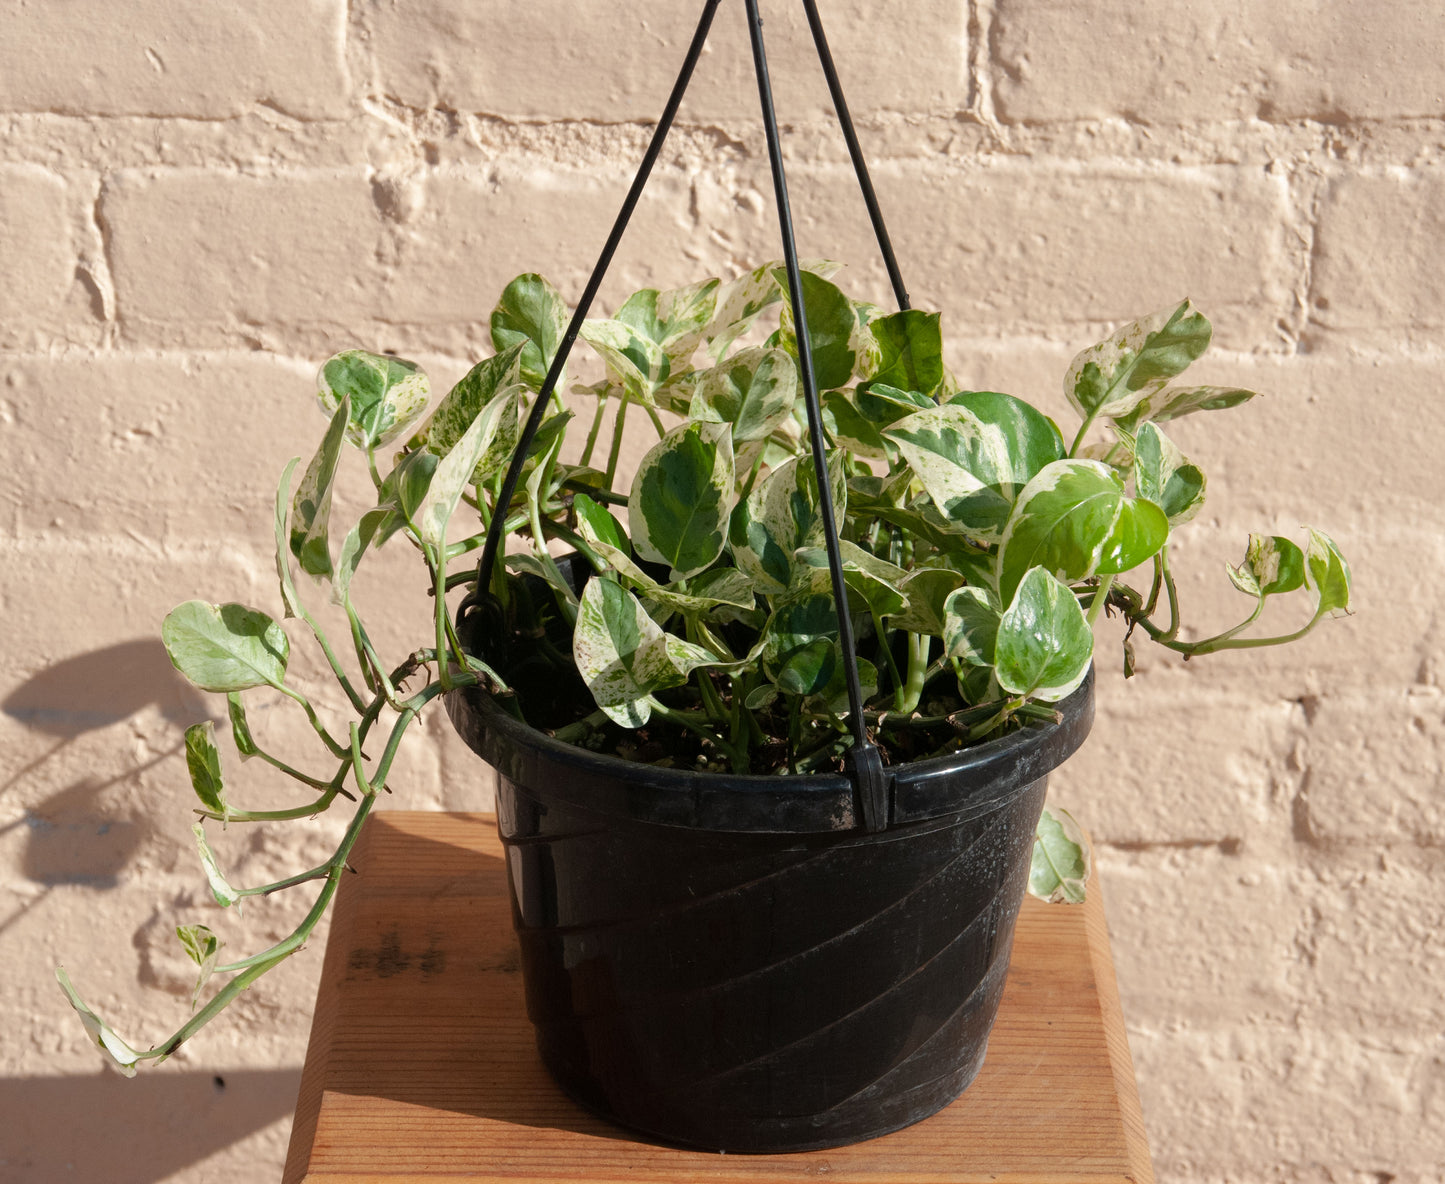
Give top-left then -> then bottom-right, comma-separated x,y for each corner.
887,393 -> 1065,540
1029,807 -> 1091,903
730,452 -> 847,594
572,579 -> 685,727
993,567 -> 1094,702
998,460 -> 1169,606
1227,533 -> 1306,600
409,344 -> 525,486
316,350 -> 430,448
1066,300 -> 1212,422
775,268 -> 857,391
630,421 -> 736,581
163,602 -> 289,692
1306,529 -> 1352,618
943,586 -> 1002,667
491,273 -> 568,391
866,309 -> 944,395
184,721 -> 227,817
688,347 -> 797,443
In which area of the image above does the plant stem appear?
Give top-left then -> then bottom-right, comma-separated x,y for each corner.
1086,573 -> 1116,629
895,633 -> 929,714
604,390 -> 632,490
274,683 -> 349,759
648,699 -> 743,768
579,388 -> 610,468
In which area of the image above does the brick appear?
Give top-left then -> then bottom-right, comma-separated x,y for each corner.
771,160 -> 1292,345
360,0 -> 966,123
992,0 -> 1445,123
1311,170 -> 1445,340
0,0 -> 351,119
1131,1025 -> 1444,1182
101,165 -> 736,351
1302,690 -> 1445,847
0,166 -> 74,346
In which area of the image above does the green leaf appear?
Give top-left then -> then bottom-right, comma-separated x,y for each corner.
192,822 -> 240,909
572,493 -> 629,553
730,452 -> 847,594
777,637 -> 836,696
1133,421 -> 1207,525
175,923 -> 222,1011
290,395 -> 350,578
184,721 -> 227,817
1306,529 -> 1352,618
226,693 -> 257,759
886,394 -> 1065,541
1113,384 -> 1257,434
163,602 -> 290,693
491,273 -> 568,391
409,344 -> 525,486
762,593 -> 842,685
316,350 -> 430,448
620,278 -> 722,365
943,586 -> 1002,667
1065,300 -> 1212,422
993,567 -> 1094,702
886,567 -> 966,636
641,567 -> 759,616
412,393 -> 512,549
572,579 -> 682,727
808,652 -> 878,715
821,389 -> 888,457
867,309 -> 944,395
998,460 -> 1170,606
706,262 -> 788,359
1029,807 -> 1091,904
688,347 -> 797,443
1227,533 -> 1306,600
775,268 -> 857,391
629,421 -> 735,581
55,968 -> 144,1077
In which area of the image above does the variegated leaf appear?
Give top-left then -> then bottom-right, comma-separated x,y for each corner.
316,351 -> 430,449
994,566 -> 1094,702
794,540 -> 910,619
688,346 -> 797,443
290,395 -> 349,577
998,459 -> 1170,606
55,969 -> 144,1076
580,318 -> 670,402
163,602 -> 289,692
887,566 -> 966,636
621,277 -> 721,365
184,721 -> 227,817
730,452 -> 848,594
1227,533 -> 1306,599
409,345 -> 525,486
1113,384 -> 1256,434
192,822 -> 240,908
629,421 -> 735,581
412,393 -> 510,548
1065,300 -> 1212,421
705,260 -> 842,359
886,393 -> 1065,541
1133,421 -> 1207,525
867,309 -> 944,395
1029,807 -> 1091,904
491,273 -> 568,391
808,651 -> 879,714
572,579 -> 681,727
943,586 -> 1002,667
1306,528 -> 1352,618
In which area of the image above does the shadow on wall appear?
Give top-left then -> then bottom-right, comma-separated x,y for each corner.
0,1068 -> 300,1182
0,640 -> 207,932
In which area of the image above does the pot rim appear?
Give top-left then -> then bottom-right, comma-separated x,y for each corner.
445,665 -> 1093,835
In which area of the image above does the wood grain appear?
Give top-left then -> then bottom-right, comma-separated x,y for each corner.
283,812 -> 1154,1184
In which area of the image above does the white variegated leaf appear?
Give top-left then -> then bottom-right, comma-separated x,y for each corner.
1065,301 -> 1212,421
993,567 -> 1094,702
629,421 -> 735,581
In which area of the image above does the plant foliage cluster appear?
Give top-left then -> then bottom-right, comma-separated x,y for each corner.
57,263 -> 1351,1073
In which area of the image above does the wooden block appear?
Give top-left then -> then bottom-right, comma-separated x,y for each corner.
284,812 -> 1153,1184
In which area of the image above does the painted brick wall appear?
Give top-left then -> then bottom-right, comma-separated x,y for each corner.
1,3 -> 1438,1181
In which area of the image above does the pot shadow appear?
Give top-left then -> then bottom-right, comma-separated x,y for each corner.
0,1068 -> 300,1183
311,815 -> 644,1147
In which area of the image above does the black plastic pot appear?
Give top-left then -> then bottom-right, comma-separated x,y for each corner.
445,666 -> 1093,1153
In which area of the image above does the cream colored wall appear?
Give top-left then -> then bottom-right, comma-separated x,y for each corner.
1,3 -> 1439,1182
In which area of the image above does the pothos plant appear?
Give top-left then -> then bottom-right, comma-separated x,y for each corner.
57,262 -> 1352,1074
